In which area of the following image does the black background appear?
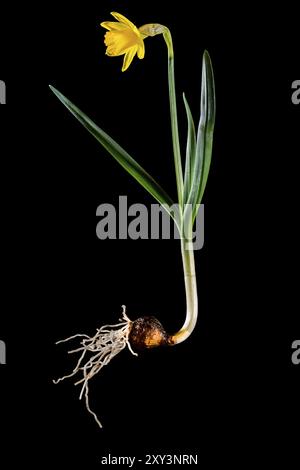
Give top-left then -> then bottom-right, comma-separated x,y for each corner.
0,0 -> 299,467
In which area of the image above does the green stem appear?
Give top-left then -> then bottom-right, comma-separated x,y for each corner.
143,24 -> 198,344
163,28 -> 197,344
163,28 -> 184,209
171,235 -> 198,345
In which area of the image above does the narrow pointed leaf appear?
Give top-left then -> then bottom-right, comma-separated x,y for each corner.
183,93 -> 196,205
197,51 -> 215,205
185,51 -> 215,223
49,85 -> 177,221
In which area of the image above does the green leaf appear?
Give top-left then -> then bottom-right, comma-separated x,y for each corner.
183,93 -> 196,205
49,85 -> 178,223
197,51 -> 215,204
185,50 -> 216,223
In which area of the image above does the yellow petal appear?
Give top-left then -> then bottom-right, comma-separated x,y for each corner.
106,47 -> 125,57
122,47 -> 138,72
110,12 -> 138,33
100,21 -> 129,32
137,41 -> 145,59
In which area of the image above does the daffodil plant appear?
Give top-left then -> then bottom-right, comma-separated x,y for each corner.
51,12 -> 215,428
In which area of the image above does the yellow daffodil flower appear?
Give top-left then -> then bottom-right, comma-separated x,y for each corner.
101,12 -> 145,72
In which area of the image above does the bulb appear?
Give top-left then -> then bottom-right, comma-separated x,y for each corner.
129,316 -> 173,350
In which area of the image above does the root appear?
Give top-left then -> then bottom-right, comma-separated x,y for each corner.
53,305 -> 137,428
